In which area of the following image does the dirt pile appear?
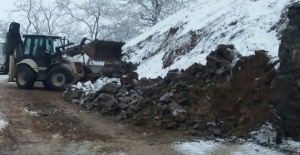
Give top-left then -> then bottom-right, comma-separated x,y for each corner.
271,2 -> 300,141
63,45 -> 280,140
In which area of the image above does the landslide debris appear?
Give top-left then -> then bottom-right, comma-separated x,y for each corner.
63,2 -> 300,143
63,45 -> 279,140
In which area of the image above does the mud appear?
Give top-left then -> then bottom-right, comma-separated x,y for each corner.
0,81 -> 185,155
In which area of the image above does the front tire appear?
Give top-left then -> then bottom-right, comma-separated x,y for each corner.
16,65 -> 36,89
46,65 -> 74,91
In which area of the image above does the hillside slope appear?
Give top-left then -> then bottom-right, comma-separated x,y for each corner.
123,0 -> 293,78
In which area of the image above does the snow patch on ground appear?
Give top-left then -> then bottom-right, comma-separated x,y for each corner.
0,112 -> 8,130
23,108 -> 38,116
230,143 -> 284,155
172,140 -> 294,155
0,75 -> 8,82
73,77 -> 120,95
123,0 -> 292,79
279,139 -> 300,153
173,140 -> 221,155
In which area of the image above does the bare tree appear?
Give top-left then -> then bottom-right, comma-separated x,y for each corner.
129,0 -> 190,26
0,20 -> 10,40
60,0 -> 115,40
11,0 -> 70,35
39,0 -> 67,35
12,0 -> 42,34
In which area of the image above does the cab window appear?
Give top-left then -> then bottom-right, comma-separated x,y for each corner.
23,38 -> 31,55
32,37 -> 44,58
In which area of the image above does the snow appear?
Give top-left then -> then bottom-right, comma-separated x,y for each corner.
173,140 -> 221,155
73,77 -> 120,95
279,139 -> 300,153
0,75 -> 8,82
172,140 -> 290,155
123,0 -> 292,79
251,122 -> 277,146
23,108 -> 38,116
230,143 -> 284,155
0,112 -> 8,130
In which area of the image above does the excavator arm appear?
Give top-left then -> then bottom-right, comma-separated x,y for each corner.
0,22 -> 23,75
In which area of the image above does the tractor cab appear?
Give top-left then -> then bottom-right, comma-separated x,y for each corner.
21,35 -> 65,67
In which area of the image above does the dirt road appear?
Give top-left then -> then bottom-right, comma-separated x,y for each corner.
0,79 -> 185,155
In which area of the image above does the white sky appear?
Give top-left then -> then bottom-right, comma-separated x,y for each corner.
0,1 -> 14,19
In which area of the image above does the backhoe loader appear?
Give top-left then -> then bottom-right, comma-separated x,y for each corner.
0,22 -> 125,90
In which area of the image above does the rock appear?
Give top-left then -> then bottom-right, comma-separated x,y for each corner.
120,72 -> 139,85
175,81 -> 189,92
153,105 -> 163,120
97,93 -> 117,103
133,117 -> 149,126
193,123 -> 205,130
279,2 -> 300,69
167,102 -> 187,122
289,88 -> 300,100
101,67 -> 115,78
164,72 -> 179,83
65,89 -> 83,100
210,128 -> 221,136
101,61 -> 137,78
101,83 -> 121,95
217,45 -> 241,61
159,92 -> 173,103
141,86 -> 155,97
251,123 -> 277,146
85,102 -> 96,110
220,123 -> 231,134
206,44 -> 241,70
129,99 -> 139,105
271,5 -> 300,140
178,123 -> 188,130
118,110 -> 127,120
179,98 -> 189,106
136,107 -> 152,117
118,102 -> 129,110
206,122 -> 216,127
161,120 -> 177,129
185,63 -> 206,76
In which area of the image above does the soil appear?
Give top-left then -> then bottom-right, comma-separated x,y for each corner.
0,81 -> 186,155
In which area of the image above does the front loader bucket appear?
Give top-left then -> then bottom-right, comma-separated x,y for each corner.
82,40 -> 125,62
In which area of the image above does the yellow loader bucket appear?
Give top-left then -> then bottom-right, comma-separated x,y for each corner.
82,39 -> 125,62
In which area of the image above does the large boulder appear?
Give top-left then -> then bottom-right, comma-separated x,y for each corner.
271,2 -> 300,141
278,2 -> 300,71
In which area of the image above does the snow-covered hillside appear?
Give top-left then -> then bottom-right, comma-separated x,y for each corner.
123,0 -> 293,79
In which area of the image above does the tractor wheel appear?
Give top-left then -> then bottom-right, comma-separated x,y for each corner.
46,65 -> 74,91
16,65 -> 36,89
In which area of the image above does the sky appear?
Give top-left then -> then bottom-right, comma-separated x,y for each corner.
0,1 -> 14,19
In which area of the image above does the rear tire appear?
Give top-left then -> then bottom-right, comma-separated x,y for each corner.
46,65 -> 74,91
16,65 -> 36,89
